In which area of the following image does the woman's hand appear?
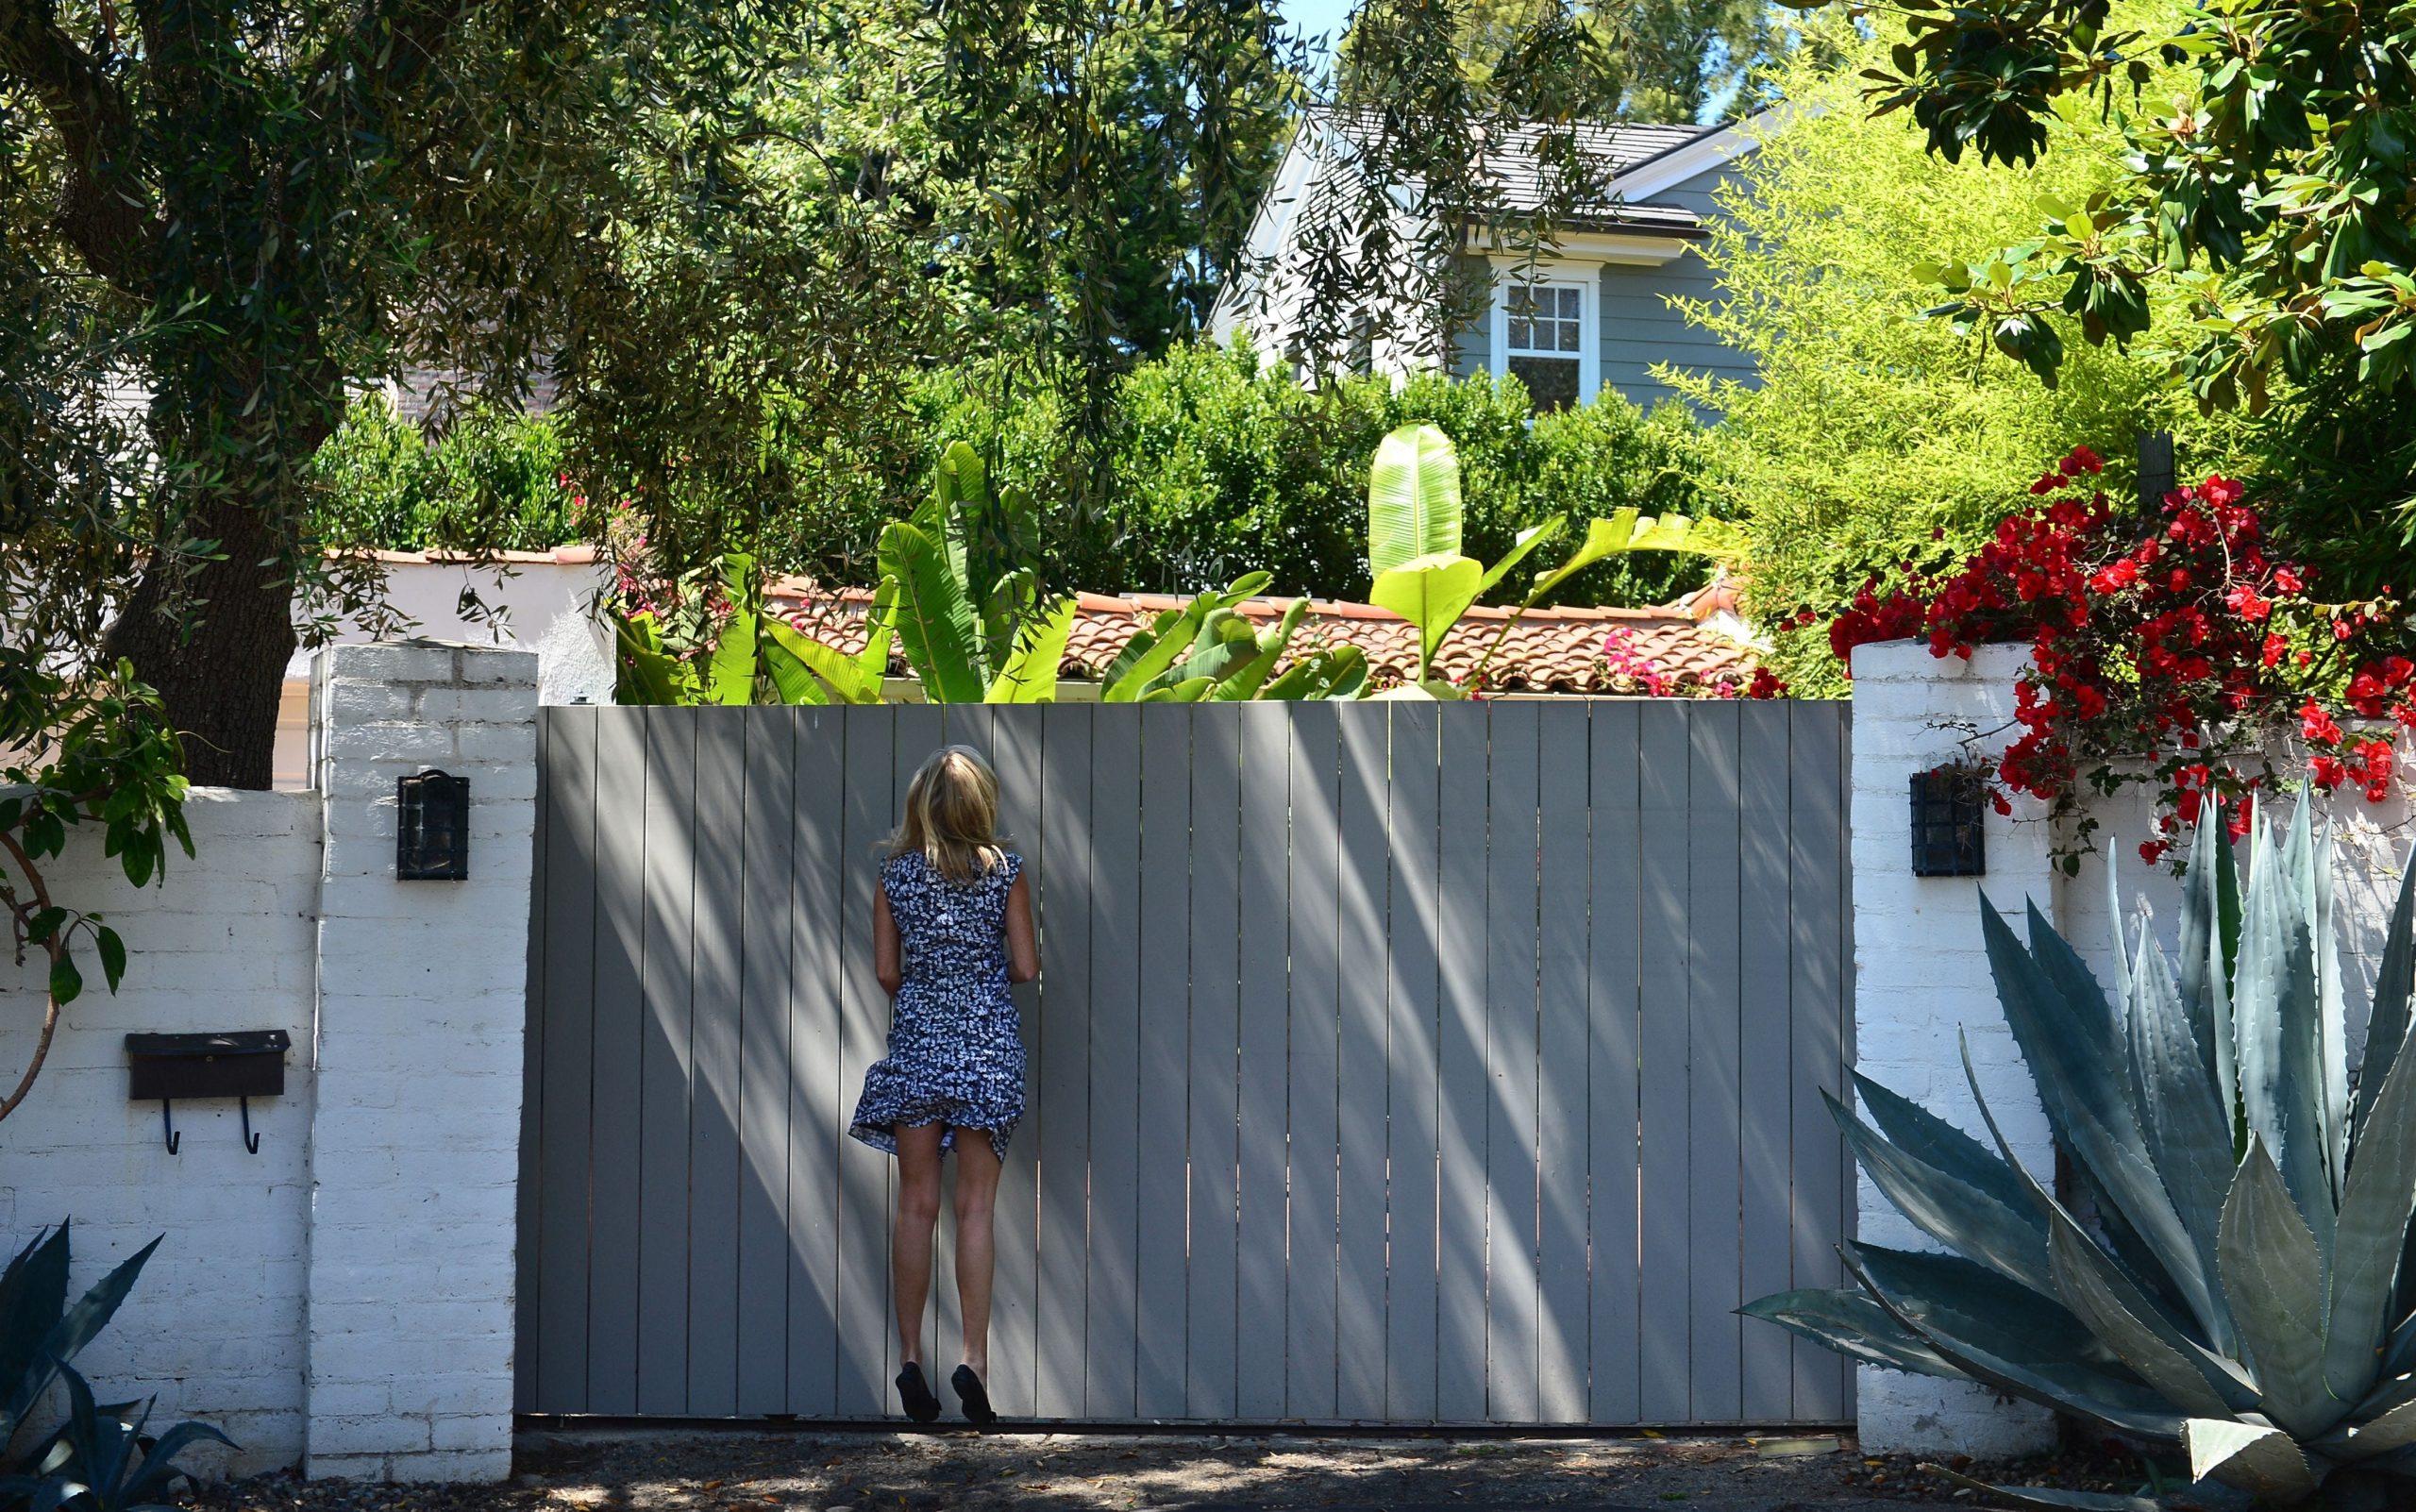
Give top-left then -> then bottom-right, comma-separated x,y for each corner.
874,886 -> 903,997
1005,873 -> 1039,984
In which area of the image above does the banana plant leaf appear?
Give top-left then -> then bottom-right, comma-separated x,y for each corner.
985,596 -> 1078,704
857,579 -> 900,684
880,519 -> 987,703
612,609 -> 690,706
703,553 -> 762,706
1521,509 -> 1737,605
760,620 -> 872,704
1371,553 -> 1485,680
1367,424 -> 1463,574
1476,518 -> 1565,596
756,632 -> 833,706
1264,646 -> 1367,700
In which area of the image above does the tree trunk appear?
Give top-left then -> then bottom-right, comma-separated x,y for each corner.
104,489 -> 297,791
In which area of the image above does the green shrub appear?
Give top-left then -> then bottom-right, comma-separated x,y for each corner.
310,397 -> 579,553
920,342 -> 1725,607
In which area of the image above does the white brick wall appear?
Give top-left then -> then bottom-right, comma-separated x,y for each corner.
304,643 -> 535,1483
1850,641 -> 2413,1455
1847,640 -> 2059,1456
0,642 -> 533,1485
0,793 -> 320,1475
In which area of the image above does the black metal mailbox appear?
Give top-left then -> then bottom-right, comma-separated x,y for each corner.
125,1031 -> 291,1153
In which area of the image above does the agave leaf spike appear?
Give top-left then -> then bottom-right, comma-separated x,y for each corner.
1955,1033 -> 2257,1414
1739,1284 -> 1964,1379
2233,807 -> 2337,1257
1851,1072 -> 2038,1216
2323,903 -> 2416,1402
1826,1090 -> 2054,1294
1842,1243 -> 2187,1442
2316,1397 -> 2416,1461
2127,922 -> 2241,1354
2318,819 -> 2354,1197
2350,840 -> 2416,1146
1929,1465 -> 2166,1512
1984,897 -> 2228,1342
2177,799 -> 2237,1117
2220,1135 -> 2338,1437
2185,1418 -> 2323,1502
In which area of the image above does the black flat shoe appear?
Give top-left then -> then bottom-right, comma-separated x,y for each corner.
896,1362 -> 942,1423
950,1364 -> 997,1426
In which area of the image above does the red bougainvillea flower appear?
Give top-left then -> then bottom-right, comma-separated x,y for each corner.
2276,566 -> 2306,594
2303,698 -> 2343,745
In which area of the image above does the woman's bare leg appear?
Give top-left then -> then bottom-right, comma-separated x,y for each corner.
951,1130 -> 1003,1380
893,1123 -> 947,1367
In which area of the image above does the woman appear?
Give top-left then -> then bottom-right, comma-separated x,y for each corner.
848,746 -> 1038,1426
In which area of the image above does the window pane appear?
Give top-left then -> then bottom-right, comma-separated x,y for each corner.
1507,288 -> 1535,317
1507,319 -> 1532,348
1556,288 -> 1580,320
1508,355 -> 1582,413
1558,319 -> 1581,353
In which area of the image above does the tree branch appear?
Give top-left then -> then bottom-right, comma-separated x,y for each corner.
0,0 -> 156,291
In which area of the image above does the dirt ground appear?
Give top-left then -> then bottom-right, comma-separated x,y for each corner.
197,1429 -> 2156,1512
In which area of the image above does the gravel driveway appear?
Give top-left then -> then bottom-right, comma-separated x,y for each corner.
195,1430 -> 2072,1512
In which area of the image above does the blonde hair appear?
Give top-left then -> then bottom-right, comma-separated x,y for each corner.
889,746 -> 1007,884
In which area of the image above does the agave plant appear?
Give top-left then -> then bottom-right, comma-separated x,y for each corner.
1749,798 -> 2416,1507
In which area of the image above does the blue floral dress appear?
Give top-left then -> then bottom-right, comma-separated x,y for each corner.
848,850 -> 1028,1159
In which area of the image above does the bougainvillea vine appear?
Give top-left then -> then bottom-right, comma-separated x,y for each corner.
1811,446 -> 2410,869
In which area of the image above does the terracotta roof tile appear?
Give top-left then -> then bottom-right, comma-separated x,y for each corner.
766,580 -> 1756,696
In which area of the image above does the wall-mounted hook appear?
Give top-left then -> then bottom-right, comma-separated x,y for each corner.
240,1098 -> 261,1154
160,1100 -> 179,1155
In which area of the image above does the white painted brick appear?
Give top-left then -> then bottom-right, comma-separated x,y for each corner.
305,641 -> 533,1484
455,647 -> 542,685
417,686 -> 541,726
321,643 -> 460,682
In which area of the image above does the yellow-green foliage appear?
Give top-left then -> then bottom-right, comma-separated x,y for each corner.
1668,18 -> 2257,692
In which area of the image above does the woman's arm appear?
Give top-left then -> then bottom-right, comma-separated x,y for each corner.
1004,873 -> 1039,984
874,885 -> 903,997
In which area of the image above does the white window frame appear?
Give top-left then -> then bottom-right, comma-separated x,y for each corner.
1487,257 -> 1599,409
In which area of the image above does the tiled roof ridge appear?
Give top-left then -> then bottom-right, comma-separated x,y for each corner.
767,579 -> 1705,626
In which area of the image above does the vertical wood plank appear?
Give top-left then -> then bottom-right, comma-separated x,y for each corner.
514,710 -> 550,1414
1084,709 -> 1142,1419
535,709 -> 598,1410
1586,702 -> 1643,1424
1187,707 -> 1243,1420
737,712 -> 794,1413
1335,706 -> 1390,1421
787,707 -> 846,1416
1737,699 -> 1795,1422
892,706 -> 950,1376
834,708 -> 897,1416
1136,704 -> 1192,1418
1036,703 -> 1094,1419
1535,704 -> 1591,1422
1636,702 -> 1691,1422
687,713 -> 746,1415
1434,704 -> 1490,1422
1484,701 -> 1542,1423
585,709 -> 646,1412
636,708 -> 698,1413
1233,703 -> 1290,1419
974,705 -> 1046,1420
1788,703 -> 1852,1420
1385,702 -> 1442,1422
1686,701 -> 1744,1422
1286,701 -> 1342,1420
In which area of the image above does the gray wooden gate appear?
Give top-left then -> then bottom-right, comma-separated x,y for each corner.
514,700 -> 1853,1426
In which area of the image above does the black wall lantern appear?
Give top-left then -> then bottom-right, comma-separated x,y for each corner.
126,1031 -> 290,1153
397,768 -> 470,880
1909,764 -> 1988,877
